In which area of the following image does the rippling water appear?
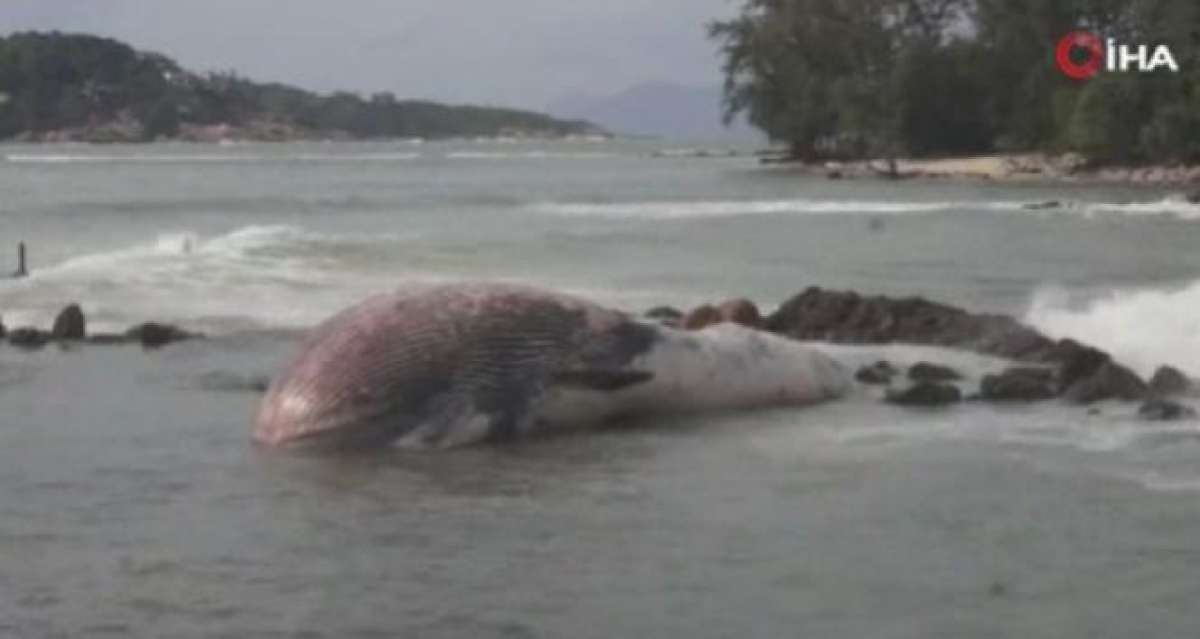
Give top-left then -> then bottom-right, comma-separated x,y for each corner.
2,140 -> 1199,637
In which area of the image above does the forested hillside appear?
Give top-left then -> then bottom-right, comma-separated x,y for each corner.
0,32 -> 601,142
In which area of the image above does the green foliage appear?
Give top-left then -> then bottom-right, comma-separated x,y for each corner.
712,0 -> 1200,163
0,31 -> 597,141
1065,75 -> 1142,160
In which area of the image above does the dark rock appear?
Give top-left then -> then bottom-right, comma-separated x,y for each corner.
682,304 -> 722,331
908,362 -> 962,383
195,372 -> 272,394
1062,362 -> 1148,404
125,323 -> 198,349
1047,339 -> 1111,392
50,303 -> 86,340
764,287 -> 1056,359
8,327 -> 49,350
855,360 -> 898,385
0,316 -> 5,339
885,382 -> 962,407
1149,365 -> 1192,397
644,306 -> 683,322
716,298 -> 762,328
1187,190 -> 1200,204
979,367 -> 1056,402
826,169 -> 844,180
765,287 -> 1153,404
1022,200 -> 1062,210
1138,399 -> 1198,421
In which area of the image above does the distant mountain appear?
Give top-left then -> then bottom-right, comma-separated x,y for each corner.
0,31 -> 602,143
548,82 -> 760,142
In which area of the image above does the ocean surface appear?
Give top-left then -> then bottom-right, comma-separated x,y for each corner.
1,139 -> 1199,637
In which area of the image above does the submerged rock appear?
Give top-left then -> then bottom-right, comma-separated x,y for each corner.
1149,365 -> 1192,397
886,382 -> 962,407
0,316 -> 5,339
195,371 -> 271,394
1049,339 -> 1111,393
86,333 -> 132,346
681,299 -> 763,331
716,298 -> 762,328
8,327 -> 49,350
1023,200 -> 1062,210
855,360 -> 898,385
908,362 -> 962,383
766,287 -> 1151,403
644,306 -> 683,327
1062,362 -> 1148,404
125,323 -> 198,349
1138,399 -> 1198,421
682,304 -> 722,331
979,367 -> 1056,401
51,303 -> 86,340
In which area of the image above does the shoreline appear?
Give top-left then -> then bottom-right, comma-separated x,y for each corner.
767,152 -> 1200,187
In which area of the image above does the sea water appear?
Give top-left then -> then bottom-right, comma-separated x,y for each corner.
1,139 -> 1199,637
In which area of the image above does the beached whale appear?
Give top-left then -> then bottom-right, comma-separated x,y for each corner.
254,283 -> 849,450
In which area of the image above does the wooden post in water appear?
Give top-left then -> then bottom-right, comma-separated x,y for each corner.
14,241 -> 27,278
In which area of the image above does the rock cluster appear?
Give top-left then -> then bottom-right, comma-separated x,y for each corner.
886,382 -> 962,407
2,304 -> 199,350
656,298 -> 764,331
766,286 -> 1195,419
765,287 -> 1156,405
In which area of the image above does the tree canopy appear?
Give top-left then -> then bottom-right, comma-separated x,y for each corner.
711,0 -> 1200,163
0,31 -> 600,142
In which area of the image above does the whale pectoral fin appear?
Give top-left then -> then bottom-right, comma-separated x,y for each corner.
550,369 -> 654,391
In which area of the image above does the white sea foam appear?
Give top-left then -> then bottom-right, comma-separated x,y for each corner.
0,225 -> 430,333
528,195 -> 1200,221
1130,471 -> 1200,493
445,151 -> 615,160
1080,194 -> 1200,220
531,199 -> 1027,220
3,152 -> 422,164
0,225 -> 679,334
1026,281 -> 1200,378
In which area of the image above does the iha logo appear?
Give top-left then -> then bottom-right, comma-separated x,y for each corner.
1055,30 -> 1180,79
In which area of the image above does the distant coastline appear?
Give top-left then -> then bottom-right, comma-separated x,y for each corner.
0,32 -> 604,145
7,116 -> 609,145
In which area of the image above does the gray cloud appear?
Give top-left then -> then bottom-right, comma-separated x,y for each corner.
0,0 -> 740,108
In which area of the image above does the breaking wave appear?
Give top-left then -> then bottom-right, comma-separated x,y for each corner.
1026,280 -> 1200,378
3,152 -> 422,164
531,199 -> 1027,220
530,195 -> 1200,221
0,225 -> 427,333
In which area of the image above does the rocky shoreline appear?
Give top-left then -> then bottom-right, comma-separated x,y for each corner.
1,303 -> 199,350
647,287 -> 1197,422
768,152 -> 1200,186
5,289 -> 1196,422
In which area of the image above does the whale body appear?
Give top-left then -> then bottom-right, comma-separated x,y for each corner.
254,283 -> 849,450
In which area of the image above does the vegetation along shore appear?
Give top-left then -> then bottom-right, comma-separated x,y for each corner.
714,1 -> 1200,183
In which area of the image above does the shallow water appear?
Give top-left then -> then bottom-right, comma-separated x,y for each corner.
2,140 -> 1200,637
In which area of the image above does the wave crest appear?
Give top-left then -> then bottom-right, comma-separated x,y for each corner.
1026,281 -> 1200,377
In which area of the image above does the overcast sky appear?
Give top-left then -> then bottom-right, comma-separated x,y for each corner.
0,0 -> 741,109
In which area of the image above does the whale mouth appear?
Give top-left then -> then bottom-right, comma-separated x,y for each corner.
254,385 -> 415,452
